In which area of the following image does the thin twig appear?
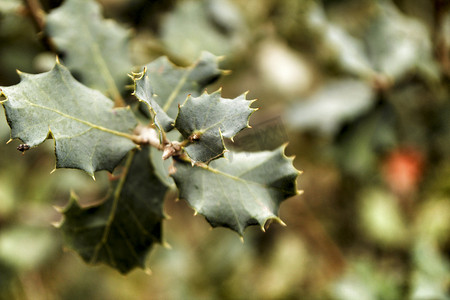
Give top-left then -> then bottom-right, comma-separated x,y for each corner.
23,0 -> 57,52
433,0 -> 450,77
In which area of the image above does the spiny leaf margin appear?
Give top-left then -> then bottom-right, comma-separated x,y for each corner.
132,51 -> 224,132
171,145 -> 301,236
46,0 -> 132,101
0,60 -> 137,177
175,89 -> 257,164
58,147 -> 168,274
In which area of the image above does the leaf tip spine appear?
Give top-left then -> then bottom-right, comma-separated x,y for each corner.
239,236 -> 244,243
51,221 -> 62,228
144,268 -> 153,276
163,211 -> 171,220
50,168 -> 57,174
131,68 -> 146,82
53,205 -> 64,213
280,142 -> 290,152
216,55 -> 226,61
277,218 -> 287,227
162,241 -> 172,249
6,139 -> 13,144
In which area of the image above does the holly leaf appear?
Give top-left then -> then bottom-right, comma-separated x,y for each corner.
285,79 -> 374,135
365,2 -> 438,80
171,146 -> 300,236
133,52 -> 223,132
0,61 -> 137,177
46,0 -> 132,101
160,0 -> 247,63
175,90 -> 256,163
59,147 -> 168,274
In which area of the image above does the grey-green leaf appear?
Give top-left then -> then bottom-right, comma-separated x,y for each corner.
365,2 -> 438,80
133,52 -> 223,132
175,90 -> 255,163
59,147 -> 168,274
171,146 -> 300,236
46,0 -> 132,100
0,62 -> 137,176
160,0 -> 247,63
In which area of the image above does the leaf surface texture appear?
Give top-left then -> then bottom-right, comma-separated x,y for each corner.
46,0 -> 132,99
133,52 -> 222,132
60,147 -> 168,274
0,62 -> 137,176
171,146 -> 299,236
175,90 -> 255,163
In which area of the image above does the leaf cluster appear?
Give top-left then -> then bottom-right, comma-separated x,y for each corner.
0,0 -> 300,274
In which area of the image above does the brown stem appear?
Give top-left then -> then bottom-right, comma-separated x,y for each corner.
132,124 -> 185,160
433,0 -> 450,77
132,125 -> 163,150
24,0 -> 45,30
23,0 -> 58,52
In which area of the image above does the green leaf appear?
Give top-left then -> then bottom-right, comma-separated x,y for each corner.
175,90 -> 255,163
365,2 -> 438,80
160,0 -> 247,63
171,146 -> 300,236
59,147 -> 168,274
285,79 -> 374,135
133,52 -> 223,132
150,130 -> 181,188
0,0 -> 21,14
306,3 -> 373,77
0,61 -> 137,176
46,0 -> 132,101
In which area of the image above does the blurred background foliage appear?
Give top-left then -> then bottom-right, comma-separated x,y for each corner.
1,0 -> 450,299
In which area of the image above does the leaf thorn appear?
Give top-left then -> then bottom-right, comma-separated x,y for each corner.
144,268 -> 152,276
53,205 -> 64,213
277,218 -> 287,227
51,220 -> 62,228
162,241 -> 172,249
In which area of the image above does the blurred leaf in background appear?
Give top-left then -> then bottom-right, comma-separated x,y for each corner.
1,0 -> 450,299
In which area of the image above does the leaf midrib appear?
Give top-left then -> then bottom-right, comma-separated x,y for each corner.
162,67 -> 194,112
192,159 -> 295,194
27,101 -> 133,139
91,150 -> 136,263
80,20 -> 123,102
